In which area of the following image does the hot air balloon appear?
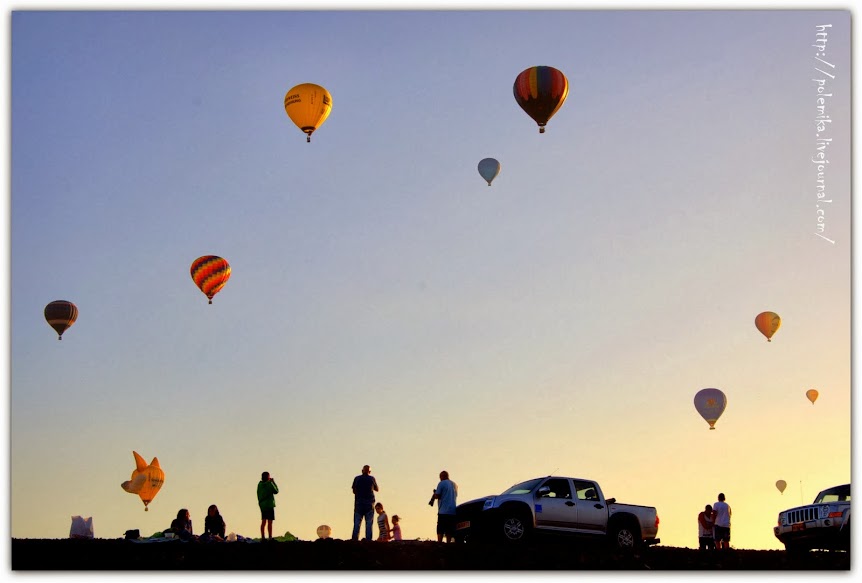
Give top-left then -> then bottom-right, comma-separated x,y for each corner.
694,388 -> 727,430
755,311 -> 781,342
190,256 -> 231,304
316,525 -> 331,539
284,83 -> 332,142
776,480 -> 787,494
513,66 -> 569,133
44,300 -> 78,340
121,451 -> 164,511
806,389 -> 819,404
477,158 -> 501,186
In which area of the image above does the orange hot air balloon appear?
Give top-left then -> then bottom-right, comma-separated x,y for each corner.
44,300 -> 78,340
284,83 -> 332,143
190,256 -> 231,304
755,311 -> 781,342
806,389 -> 819,404
513,66 -> 569,133
776,480 -> 787,494
121,451 -> 165,511
316,525 -> 332,539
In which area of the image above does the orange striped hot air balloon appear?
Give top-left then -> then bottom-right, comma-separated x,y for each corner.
513,66 -> 569,133
755,311 -> 781,342
44,300 -> 78,340
190,256 -> 231,304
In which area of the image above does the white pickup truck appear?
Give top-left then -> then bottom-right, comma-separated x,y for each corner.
773,483 -> 850,553
454,476 -> 660,550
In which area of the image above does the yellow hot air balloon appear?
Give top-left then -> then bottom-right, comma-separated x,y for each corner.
806,389 -> 819,404
121,451 -> 165,511
776,480 -> 787,494
755,311 -> 781,342
284,83 -> 332,142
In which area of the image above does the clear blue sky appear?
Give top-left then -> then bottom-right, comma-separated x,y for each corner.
5,4 -> 854,557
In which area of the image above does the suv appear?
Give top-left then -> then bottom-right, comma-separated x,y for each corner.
774,483 -> 851,553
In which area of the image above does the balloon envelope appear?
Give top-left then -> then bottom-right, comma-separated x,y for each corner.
693,388 -> 727,430
316,525 -> 331,539
776,480 -> 787,494
284,83 -> 332,142
755,311 -> 781,341
191,256 -> 231,304
44,300 -> 78,340
121,451 -> 164,511
477,158 -> 501,185
806,389 -> 819,404
513,66 -> 569,133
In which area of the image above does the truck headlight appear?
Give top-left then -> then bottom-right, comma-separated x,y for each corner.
483,498 -> 494,510
820,506 -> 831,519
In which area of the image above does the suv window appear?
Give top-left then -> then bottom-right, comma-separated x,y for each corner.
502,478 -> 544,495
813,484 -> 850,504
539,478 -> 572,499
573,480 -> 600,501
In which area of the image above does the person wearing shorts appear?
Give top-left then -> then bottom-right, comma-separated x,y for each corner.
713,492 -> 732,550
257,471 -> 279,540
431,470 -> 458,542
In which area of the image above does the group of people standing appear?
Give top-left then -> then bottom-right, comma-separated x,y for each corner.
697,492 -> 732,550
254,465 -> 459,542
351,465 -> 458,543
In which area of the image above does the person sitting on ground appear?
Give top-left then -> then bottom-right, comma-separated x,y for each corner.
169,508 -> 196,541
203,504 -> 226,541
391,514 -> 402,541
375,502 -> 391,541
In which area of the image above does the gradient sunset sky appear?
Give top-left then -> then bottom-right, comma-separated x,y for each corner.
5,2 -> 853,559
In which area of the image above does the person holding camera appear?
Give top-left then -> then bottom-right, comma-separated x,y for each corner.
257,471 -> 279,540
431,470 -> 458,543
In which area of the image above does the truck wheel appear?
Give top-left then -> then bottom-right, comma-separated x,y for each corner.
610,522 -> 640,551
500,512 -> 530,542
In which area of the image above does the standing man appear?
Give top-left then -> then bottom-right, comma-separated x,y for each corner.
257,471 -> 279,540
697,504 -> 716,551
713,492 -> 732,550
432,470 -> 458,543
351,465 -> 379,541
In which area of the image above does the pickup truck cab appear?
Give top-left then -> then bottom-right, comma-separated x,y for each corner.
454,476 -> 660,550
774,483 -> 850,553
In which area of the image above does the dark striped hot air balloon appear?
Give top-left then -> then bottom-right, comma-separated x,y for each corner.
513,66 -> 569,133
44,300 -> 78,340
190,256 -> 231,304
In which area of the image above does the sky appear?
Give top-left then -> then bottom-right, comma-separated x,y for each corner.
3,1 -> 855,567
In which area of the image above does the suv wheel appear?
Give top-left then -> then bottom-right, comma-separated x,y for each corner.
501,512 -> 529,542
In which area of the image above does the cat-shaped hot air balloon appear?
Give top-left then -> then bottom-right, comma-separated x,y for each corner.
121,451 -> 164,511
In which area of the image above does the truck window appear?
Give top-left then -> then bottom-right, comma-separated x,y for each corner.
573,481 -> 599,501
540,478 -> 572,499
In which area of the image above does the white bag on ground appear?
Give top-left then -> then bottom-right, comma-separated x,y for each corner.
70,516 -> 94,539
